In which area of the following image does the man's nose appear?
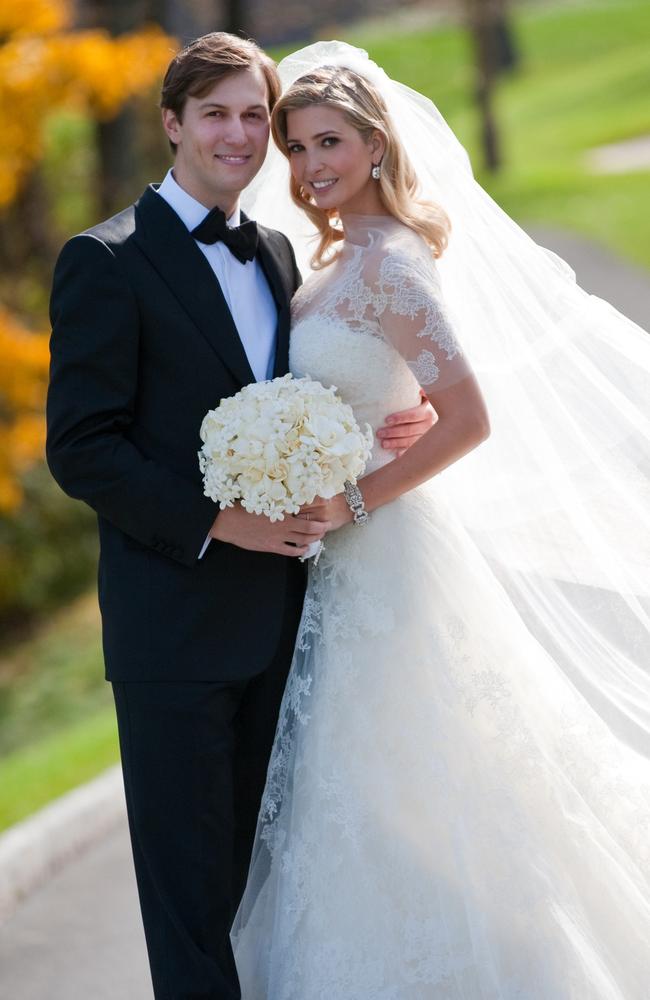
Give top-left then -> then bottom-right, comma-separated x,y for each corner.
223,118 -> 247,146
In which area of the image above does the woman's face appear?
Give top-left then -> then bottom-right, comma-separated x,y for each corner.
285,105 -> 386,217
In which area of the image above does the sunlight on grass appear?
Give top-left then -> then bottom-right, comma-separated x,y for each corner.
0,592 -> 116,830
0,707 -> 119,831
347,0 -> 650,268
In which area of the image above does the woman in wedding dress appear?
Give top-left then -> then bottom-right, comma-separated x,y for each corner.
232,43 -> 650,998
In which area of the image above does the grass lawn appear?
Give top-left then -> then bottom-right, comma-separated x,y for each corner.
0,592 -> 117,832
345,0 -> 650,268
0,706 -> 118,830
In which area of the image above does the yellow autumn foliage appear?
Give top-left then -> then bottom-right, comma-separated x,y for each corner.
0,309 -> 50,512
0,0 -> 175,207
0,0 -> 176,512
0,0 -> 70,38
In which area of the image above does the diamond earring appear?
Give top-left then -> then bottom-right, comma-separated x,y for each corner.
371,163 -> 381,180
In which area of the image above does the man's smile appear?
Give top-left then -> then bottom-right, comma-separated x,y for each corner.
215,154 -> 252,165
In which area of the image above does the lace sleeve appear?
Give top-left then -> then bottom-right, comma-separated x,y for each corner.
372,245 -> 472,391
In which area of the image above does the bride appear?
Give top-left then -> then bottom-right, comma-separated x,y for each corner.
233,42 -> 650,998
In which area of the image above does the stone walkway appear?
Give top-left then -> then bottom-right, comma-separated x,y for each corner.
528,225 -> 650,329
586,134 -> 650,175
0,227 -> 648,1000
0,823 -> 150,999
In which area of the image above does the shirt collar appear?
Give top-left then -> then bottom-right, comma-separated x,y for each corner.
156,168 -> 241,230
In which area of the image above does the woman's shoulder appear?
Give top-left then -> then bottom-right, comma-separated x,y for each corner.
351,217 -> 438,287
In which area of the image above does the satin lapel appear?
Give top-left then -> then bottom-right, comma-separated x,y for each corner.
255,224 -> 293,378
132,186 -> 255,386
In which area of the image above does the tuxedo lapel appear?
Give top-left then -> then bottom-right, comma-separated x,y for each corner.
132,186 -> 255,386
255,224 -> 293,378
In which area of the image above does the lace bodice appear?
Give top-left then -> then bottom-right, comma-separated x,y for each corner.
289,215 -> 470,470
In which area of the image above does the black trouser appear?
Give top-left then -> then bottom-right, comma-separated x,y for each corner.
112,576 -> 304,1000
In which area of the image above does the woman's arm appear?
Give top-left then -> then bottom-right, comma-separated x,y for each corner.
301,372 -> 489,530
300,241 -> 490,529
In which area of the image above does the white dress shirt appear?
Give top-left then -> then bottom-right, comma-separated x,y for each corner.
156,168 -> 277,381
156,169 -> 279,556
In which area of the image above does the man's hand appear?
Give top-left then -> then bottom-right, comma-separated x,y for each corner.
210,503 -> 330,557
376,391 -> 436,457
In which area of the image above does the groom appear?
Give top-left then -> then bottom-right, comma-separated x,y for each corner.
46,31 -> 433,1000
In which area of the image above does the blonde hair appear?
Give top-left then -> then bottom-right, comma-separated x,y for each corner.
271,66 -> 450,268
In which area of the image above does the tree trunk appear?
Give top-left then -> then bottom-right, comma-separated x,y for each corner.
0,171 -> 53,298
464,0 -> 512,173
224,1 -> 250,37
77,0 -> 150,215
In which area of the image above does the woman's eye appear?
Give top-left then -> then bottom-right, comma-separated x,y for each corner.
322,137 -> 339,147
288,144 -> 304,154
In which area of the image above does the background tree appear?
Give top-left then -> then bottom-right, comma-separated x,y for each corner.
464,0 -> 519,172
225,0 -> 251,36
0,0 -> 175,630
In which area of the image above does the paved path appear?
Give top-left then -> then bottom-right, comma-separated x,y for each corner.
528,225 -> 650,329
0,227 -> 648,1000
0,823 -> 151,999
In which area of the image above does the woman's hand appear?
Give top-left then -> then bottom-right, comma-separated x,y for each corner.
297,493 -> 353,533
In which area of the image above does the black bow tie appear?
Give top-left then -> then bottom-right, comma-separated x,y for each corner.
191,207 -> 258,264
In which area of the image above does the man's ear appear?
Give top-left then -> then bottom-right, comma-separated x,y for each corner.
162,107 -> 182,147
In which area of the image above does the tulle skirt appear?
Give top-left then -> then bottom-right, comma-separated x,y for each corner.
232,479 -> 650,999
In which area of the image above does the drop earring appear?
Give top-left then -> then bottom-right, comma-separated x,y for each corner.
371,162 -> 381,180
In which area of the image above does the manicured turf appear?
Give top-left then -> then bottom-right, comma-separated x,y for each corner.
0,593 -> 117,832
348,0 -> 650,268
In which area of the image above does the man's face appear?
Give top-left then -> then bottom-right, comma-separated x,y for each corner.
162,66 -> 271,212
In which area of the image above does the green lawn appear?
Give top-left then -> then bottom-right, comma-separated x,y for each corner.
0,593 -> 118,832
0,706 -> 118,830
346,0 -> 650,268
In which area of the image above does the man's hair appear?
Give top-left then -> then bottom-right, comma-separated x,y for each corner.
160,32 -> 281,151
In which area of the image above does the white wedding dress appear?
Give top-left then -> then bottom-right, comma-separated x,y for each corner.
232,215 -> 650,999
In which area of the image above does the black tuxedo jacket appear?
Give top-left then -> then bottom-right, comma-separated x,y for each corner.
47,185 -> 304,682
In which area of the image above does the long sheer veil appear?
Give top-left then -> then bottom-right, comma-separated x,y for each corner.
243,41 -> 650,749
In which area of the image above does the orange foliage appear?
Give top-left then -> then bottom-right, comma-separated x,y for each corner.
0,0 -> 176,512
0,0 -> 70,38
0,0 -> 175,207
0,309 -> 50,512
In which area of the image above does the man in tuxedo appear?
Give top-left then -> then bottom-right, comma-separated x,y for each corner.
46,31 -> 433,1000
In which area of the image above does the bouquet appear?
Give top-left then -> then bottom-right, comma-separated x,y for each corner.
199,374 -> 373,556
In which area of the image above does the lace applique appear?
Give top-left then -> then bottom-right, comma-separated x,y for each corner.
376,248 -> 461,362
291,223 -> 470,389
409,349 -> 439,385
259,661 -> 313,827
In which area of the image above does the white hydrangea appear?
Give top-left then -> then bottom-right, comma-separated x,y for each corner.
199,374 -> 373,522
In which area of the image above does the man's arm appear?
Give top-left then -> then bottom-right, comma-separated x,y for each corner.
47,235 -> 216,567
377,391 -> 436,456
